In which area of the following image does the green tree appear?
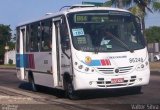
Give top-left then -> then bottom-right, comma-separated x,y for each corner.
0,24 -> 12,63
145,26 -> 160,43
104,0 -> 135,8
104,0 -> 160,35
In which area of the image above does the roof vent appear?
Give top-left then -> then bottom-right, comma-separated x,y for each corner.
59,4 -> 95,11
45,13 -> 53,16
70,4 -> 95,9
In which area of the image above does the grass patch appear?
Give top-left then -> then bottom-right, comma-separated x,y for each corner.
0,64 -> 16,68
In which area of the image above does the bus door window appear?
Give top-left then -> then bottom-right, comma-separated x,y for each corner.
60,21 -> 70,51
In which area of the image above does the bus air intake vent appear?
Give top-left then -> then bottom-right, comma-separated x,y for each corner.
97,66 -> 133,74
97,68 -> 114,74
118,66 -> 133,73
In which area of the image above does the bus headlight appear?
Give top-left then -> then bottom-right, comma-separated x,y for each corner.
85,67 -> 89,72
141,64 -> 144,68
78,65 -> 83,69
75,61 -> 95,73
145,61 -> 149,66
136,63 -> 146,71
75,62 -> 78,65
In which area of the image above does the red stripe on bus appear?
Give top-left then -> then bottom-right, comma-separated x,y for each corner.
101,60 -> 106,66
29,54 -> 35,69
106,59 -> 111,65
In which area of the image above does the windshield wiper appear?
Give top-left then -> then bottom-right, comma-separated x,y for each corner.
109,34 -> 134,53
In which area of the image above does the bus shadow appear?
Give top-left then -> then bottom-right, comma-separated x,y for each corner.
77,88 -> 143,100
18,82 -> 65,98
19,82 -> 142,100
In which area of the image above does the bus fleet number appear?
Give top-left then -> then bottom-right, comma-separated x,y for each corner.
129,58 -> 143,63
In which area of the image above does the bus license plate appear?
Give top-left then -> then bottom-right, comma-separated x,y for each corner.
111,78 -> 124,83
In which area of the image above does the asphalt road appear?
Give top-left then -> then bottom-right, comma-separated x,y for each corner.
0,69 -> 160,110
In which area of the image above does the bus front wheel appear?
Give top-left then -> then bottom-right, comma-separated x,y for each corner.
64,77 -> 78,100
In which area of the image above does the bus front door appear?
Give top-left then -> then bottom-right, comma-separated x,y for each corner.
52,19 -> 62,87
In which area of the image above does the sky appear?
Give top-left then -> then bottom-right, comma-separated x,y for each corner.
0,0 -> 160,33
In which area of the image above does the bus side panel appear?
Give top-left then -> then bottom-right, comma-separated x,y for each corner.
33,73 -> 54,88
27,52 -> 54,88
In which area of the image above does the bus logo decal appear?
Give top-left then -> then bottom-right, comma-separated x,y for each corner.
101,59 -> 111,66
84,59 -> 111,66
85,56 -> 92,64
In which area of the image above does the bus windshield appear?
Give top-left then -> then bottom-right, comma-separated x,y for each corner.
67,10 -> 145,52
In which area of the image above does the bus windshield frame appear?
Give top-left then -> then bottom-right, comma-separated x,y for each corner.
67,10 -> 146,52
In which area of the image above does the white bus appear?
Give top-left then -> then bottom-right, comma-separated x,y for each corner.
16,5 -> 150,99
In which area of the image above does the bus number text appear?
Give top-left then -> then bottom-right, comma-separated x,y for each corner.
129,58 -> 143,63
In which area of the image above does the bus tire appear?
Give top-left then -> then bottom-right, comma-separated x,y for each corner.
28,72 -> 38,92
63,76 -> 78,100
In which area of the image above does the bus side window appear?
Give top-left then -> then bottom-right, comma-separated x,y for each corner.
26,25 -> 30,52
41,20 -> 52,51
30,23 -> 39,52
16,27 -> 20,53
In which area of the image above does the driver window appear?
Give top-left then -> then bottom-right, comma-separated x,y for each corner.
127,23 -> 138,43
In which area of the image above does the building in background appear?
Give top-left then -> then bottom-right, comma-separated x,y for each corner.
4,50 -> 16,64
148,43 -> 160,62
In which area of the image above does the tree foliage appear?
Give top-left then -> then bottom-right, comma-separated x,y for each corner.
145,26 -> 160,43
0,24 -> 11,44
104,0 -> 160,36
0,24 -> 12,62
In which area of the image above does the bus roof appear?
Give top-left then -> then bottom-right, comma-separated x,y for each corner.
17,6 -> 130,27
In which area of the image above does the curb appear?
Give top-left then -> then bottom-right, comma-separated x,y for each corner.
0,67 -> 16,70
150,69 -> 160,72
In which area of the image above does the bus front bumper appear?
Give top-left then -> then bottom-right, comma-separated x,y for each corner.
73,68 -> 150,90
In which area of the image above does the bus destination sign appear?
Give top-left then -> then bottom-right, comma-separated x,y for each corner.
75,14 -> 109,23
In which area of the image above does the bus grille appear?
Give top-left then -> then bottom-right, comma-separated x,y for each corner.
97,66 -> 134,74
